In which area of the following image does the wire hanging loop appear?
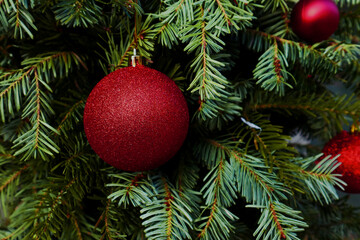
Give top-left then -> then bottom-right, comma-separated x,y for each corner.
241,117 -> 262,136
130,48 -> 142,67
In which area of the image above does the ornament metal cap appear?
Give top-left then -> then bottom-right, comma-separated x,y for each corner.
130,48 -> 142,67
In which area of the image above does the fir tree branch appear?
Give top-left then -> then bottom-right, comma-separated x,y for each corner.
99,16 -> 155,72
261,0 -> 288,12
215,0 -> 231,26
118,40 -> 137,68
1,51 -> 86,160
259,10 -> 293,38
0,0 -> 37,39
56,99 -> 85,133
253,41 -> 294,95
0,153 -> 15,158
140,175 -> 193,240
197,137 -> 309,239
243,30 -> 340,76
97,198 -> 127,240
104,199 -> 112,240
294,155 -> 345,204
254,102 -> 360,117
196,158 -> 238,240
183,6 -> 228,100
336,0 -> 360,7
196,198 -> 238,240
0,231 -> 16,240
234,113 -> 295,168
174,156 -> 200,197
205,139 -> 287,203
71,213 -> 84,240
269,202 -> 287,239
34,71 -> 40,150
0,164 -> 29,192
252,200 -> 308,240
107,172 -> 154,208
53,0 -> 102,28
44,179 -> 77,226
249,92 -> 360,138
30,178 -> 77,239
163,178 -> 175,240
196,198 -> 218,239
201,156 -> 237,207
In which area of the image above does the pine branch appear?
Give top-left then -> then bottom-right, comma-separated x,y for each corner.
0,0 -> 37,39
97,199 -> 128,240
0,51 -> 86,160
28,177 -> 79,239
71,213 -> 83,240
295,155 -> 345,205
195,94 -> 243,129
253,42 -> 295,95
182,6 -> 228,100
336,0 -> 360,7
201,160 -> 237,207
195,158 -> 238,240
234,112 -> 296,168
4,196 -> 38,239
0,69 -> 31,121
338,5 -> 360,38
242,30 -> 340,77
252,201 -> 308,240
156,0 -> 194,26
201,138 -> 288,203
107,172 -> 155,208
323,42 -> 360,65
300,196 -> 360,239
99,15 -> 156,72
0,164 -> 29,193
51,134 -> 97,188
12,72 -> 59,160
230,111 -> 345,204
195,137 -> 310,239
196,201 -> 238,240
58,211 -> 102,239
0,51 -> 85,120
261,0 -> 288,12
172,155 -> 201,215
250,92 -> 360,137
258,10 -> 294,38
180,5 -> 243,120
206,0 -> 253,35
53,0 -> 102,28
111,0 -> 143,15
104,200 -> 114,240
56,98 -> 85,134
155,1 -> 251,123
140,175 -> 193,240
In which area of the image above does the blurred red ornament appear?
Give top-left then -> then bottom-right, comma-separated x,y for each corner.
83,65 -> 189,172
290,0 -> 340,43
322,131 -> 360,193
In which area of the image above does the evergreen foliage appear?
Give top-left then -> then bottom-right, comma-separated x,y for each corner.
1,0 -> 360,239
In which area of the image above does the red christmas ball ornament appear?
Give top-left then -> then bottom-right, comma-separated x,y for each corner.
322,131 -> 360,193
290,0 -> 340,43
83,65 -> 189,172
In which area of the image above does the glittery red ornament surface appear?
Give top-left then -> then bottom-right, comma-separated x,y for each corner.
290,0 -> 340,43
83,65 -> 189,172
322,131 -> 360,193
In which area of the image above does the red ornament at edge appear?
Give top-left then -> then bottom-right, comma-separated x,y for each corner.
322,131 -> 360,193
83,65 -> 189,172
290,0 -> 340,43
